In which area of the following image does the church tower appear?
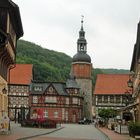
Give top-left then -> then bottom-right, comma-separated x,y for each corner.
72,18 -> 92,120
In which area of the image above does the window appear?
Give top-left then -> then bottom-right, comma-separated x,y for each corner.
104,96 -> 108,103
33,96 -> 38,103
54,111 -> 58,118
34,86 -> 43,92
98,96 -> 102,103
122,96 -> 126,103
65,111 -> 68,121
48,87 -> 54,93
116,96 -> 121,103
110,96 -> 114,103
65,98 -> 69,105
45,96 -> 57,103
62,108 -> 65,120
78,99 -> 81,105
44,110 -> 48,118
72,97 -> 78,104
75,89 -> 78,94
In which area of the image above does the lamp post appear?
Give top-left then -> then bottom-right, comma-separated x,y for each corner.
124,90 -> 133,106
2,87 -> 7,94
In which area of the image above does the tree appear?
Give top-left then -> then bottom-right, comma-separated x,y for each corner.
98,108 -> 117,123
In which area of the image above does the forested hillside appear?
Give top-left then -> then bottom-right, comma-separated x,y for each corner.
16,40 -> 71,82
16,40 -> 129,87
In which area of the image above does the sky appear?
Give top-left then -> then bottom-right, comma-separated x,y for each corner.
13,0 -> 140,69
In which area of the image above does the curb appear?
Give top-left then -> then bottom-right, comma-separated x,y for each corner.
16,127 -> 64,140
96,127 -> 111,140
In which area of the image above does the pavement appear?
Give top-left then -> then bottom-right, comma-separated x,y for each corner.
98,127 -> 130,140
0,122 -> 131,140
0,122 -> 63,140
36,123 -> 109,140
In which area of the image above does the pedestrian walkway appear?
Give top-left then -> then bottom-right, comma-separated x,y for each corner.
98,127 -> 130,140
0,122 -> 63,140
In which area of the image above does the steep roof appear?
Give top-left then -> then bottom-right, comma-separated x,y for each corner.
0,0 -> 24,38
9,64 -> 33,85
66,72 -> 80,89
130,21 -> 140,71
30,82 -> 68,96
94,74 -> 131,95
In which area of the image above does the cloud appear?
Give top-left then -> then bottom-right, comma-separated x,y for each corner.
13,0 -> 140,69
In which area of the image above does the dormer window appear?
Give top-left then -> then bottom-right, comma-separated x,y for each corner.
48,87 -> 54,93
34,86 -> 43,92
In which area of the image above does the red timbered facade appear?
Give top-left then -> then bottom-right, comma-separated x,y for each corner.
8,64 -> 33,120
30,74 -> 83,123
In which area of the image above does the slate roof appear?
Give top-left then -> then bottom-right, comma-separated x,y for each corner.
130,21 -> 140,71
9,64 -> 33,85
66,73 -> 80,89
72,52 -> 91,63
30,82 -> 68,96
0,0 -> 23,38
94,74 -> 131,95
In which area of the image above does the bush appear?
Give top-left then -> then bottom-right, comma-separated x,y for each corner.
128,122 -> 140,137
21,119 -> 57,128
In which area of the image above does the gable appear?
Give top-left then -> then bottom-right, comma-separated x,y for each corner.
44,84 -> 58,95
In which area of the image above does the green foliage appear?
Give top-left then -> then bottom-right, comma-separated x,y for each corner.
16,40 -> 71,82
128,122 -> 140,137
98,108 -> 117,119
101,68 -> 129,74
16,40 -> 129,84
92,68 -> 104,90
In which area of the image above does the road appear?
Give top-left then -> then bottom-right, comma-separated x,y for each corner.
29,124 -> 109,140
0,122 -> 109,140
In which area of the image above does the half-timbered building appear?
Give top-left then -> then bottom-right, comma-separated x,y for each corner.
94,74 -> 132,118
30,74 -> 83,123
0,0 -> 23,119
8,64 -> 33,121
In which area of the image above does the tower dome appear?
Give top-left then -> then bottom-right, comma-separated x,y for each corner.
72,17 -> 91,63
72,52 -> 91,63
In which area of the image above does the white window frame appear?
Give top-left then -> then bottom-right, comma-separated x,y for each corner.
72,97 -> 78,104
44,110 -> 48,118
54,111 -> 58,118
33,96 -> 38,103
65,97 -> 69,105
45,96 -> 57,103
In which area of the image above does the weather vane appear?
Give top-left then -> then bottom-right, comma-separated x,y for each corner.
81,15 -> 84,23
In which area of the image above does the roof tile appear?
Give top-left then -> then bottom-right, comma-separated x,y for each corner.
9,64 -> 33,85
94,74 -> 131,95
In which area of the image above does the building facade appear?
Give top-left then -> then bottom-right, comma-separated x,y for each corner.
71,19 -> 93,120
8,64 -> 33,121
94,74 -> 131,119
0,0 -> 23,120
129,20 -> 140,122
30,74 -> 83,123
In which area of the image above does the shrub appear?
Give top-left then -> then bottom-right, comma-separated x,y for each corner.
128,122 -> 140,137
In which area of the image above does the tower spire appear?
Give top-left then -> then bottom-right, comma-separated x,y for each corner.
81,15 -> 84,30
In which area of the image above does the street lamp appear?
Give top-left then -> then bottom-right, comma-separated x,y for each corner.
127,79 -> 133,88
2,87 -> 7,94
124,90 -> 133,106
